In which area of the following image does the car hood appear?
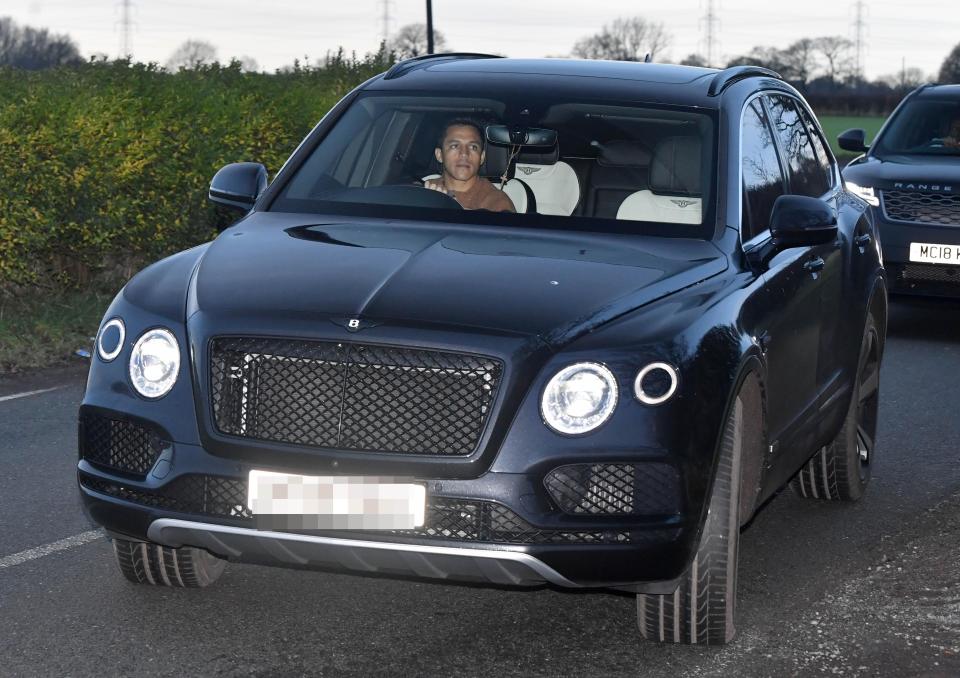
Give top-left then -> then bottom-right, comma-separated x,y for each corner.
189,212 -> 726,347
842,155 -> 960,191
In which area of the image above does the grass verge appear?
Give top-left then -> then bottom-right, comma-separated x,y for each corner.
0,289 -> 115,375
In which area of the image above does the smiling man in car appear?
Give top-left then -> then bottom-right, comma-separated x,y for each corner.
424,119 -> 515,212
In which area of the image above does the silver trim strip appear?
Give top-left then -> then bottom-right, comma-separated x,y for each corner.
147,518 -> 581,588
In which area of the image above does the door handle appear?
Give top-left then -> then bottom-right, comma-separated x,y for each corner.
854,233 -> 872,247
803,257 -> 825,273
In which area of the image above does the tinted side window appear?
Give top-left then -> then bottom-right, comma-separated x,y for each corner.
766,95 -> 830,197
798,106 -> 835,189
741,101 -> 785,241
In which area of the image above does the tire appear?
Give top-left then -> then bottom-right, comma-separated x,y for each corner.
113,538 -> 226,588
791,314 -> 880,502
637,394 -> 744,645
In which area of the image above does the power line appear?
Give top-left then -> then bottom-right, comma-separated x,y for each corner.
853,0 -> 868,79
378,0 -> 394,44
700,0 -> 720,66
118,0 -> 134,58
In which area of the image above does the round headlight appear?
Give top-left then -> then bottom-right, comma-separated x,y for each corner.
129,328 -> 180,398
634,362 -> 679,405
96,317 -> 125,362
541,362 -> 618,435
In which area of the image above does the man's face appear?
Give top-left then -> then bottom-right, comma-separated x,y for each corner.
435,125 -> 485,182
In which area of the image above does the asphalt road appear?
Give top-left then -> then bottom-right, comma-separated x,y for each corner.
1,297 -> 959,677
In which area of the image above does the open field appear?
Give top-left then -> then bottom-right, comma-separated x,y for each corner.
819,114 -> 888,158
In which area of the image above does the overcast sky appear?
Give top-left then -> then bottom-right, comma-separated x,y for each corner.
4,0 -> 957,80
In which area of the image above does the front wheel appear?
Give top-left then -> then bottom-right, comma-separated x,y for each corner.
791,313 -> 880,501
113,538 -> 225,587
637,393 -> 744,645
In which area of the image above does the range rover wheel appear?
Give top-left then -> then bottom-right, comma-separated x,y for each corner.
791,313 -> 880,502
637,393 -> 744,645
113,538 -> 225,587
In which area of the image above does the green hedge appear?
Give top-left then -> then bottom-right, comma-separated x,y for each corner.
0,52 -> 390,291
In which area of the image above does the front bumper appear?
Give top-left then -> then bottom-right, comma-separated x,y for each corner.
77,429 -> 691,591
875,209 -> 960,297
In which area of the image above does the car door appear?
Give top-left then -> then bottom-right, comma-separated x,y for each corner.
764,94 -> 848,412
739,98 -> 824,472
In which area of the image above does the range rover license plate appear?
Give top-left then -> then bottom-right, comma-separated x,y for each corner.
248,470 -> 426,530
910,242 -> 960,265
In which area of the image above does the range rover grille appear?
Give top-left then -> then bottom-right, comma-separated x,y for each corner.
881,190 -> 960,226
209,338 -> 503,456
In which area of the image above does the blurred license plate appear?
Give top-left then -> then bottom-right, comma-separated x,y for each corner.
910,242 -> 960,265
248,470 -> 425,530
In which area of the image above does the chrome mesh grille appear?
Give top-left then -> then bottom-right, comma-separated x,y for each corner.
209,337 -> 503,455
881,190 -> 960,226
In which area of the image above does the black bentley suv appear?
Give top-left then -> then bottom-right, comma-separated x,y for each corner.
78,55 -> 886,645
840,83 -> 960,297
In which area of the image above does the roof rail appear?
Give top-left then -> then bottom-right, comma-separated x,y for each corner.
383,53 -> 504,80
707,66 -> 783,97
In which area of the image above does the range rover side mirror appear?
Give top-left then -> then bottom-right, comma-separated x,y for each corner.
837,128 -> 868,153
209,162 -> 268,211
769,194 -> 838,251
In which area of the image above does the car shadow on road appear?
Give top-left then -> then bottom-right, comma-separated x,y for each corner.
886,295 -> 960,342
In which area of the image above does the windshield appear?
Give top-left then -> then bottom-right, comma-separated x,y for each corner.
269,91 -> 717,238
874,96 -> 960,157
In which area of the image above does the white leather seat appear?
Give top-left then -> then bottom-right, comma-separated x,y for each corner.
617,192 -> 702,223
514,161 -> 580,215
616,136 -> 702,224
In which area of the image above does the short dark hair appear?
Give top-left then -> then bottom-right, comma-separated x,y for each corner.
437,118 -> 485,150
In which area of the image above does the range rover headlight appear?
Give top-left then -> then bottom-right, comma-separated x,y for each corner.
844,181 -> 879,206
541,362 -> 618,435
129,328 -> 180,398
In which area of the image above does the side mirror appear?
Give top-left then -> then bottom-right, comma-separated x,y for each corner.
769,194 -> 838,250
837,128 -> 868,153
209,162 -> 268,211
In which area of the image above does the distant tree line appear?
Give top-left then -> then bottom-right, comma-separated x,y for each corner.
4,12 -> 959,115
570,17 -> 960,115
0,16 -> 81,69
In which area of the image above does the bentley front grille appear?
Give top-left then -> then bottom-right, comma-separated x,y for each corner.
881,190 -> 960,226
544,463 -> 682,516
209,337 -> 503,456
79,413 -> 164,477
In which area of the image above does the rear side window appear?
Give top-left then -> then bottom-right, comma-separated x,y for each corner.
766,95 -> 830,198
740,101 -> 785,241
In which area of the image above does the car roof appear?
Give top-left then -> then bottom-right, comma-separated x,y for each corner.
916,83 -> 960,99
365,57 -> 731,109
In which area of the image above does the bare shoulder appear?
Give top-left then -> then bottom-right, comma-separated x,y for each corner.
482,180 -> 516,212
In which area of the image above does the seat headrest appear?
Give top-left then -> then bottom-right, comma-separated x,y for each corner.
516,146 -> 559,165
480,143 -> 511,178
649,136 -> 701,195
595,140 -> 653,168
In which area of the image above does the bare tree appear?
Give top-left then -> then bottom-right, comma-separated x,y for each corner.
878,67 -> 928,91
0,16 -> 82,69
780,38 -> 818,85
389,23 -> 448,59
165,39 -> 218,70
940,42 -> 960,83
572,17 -> 671,62
680,53 -> 708,68
813,36 -> 854,83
